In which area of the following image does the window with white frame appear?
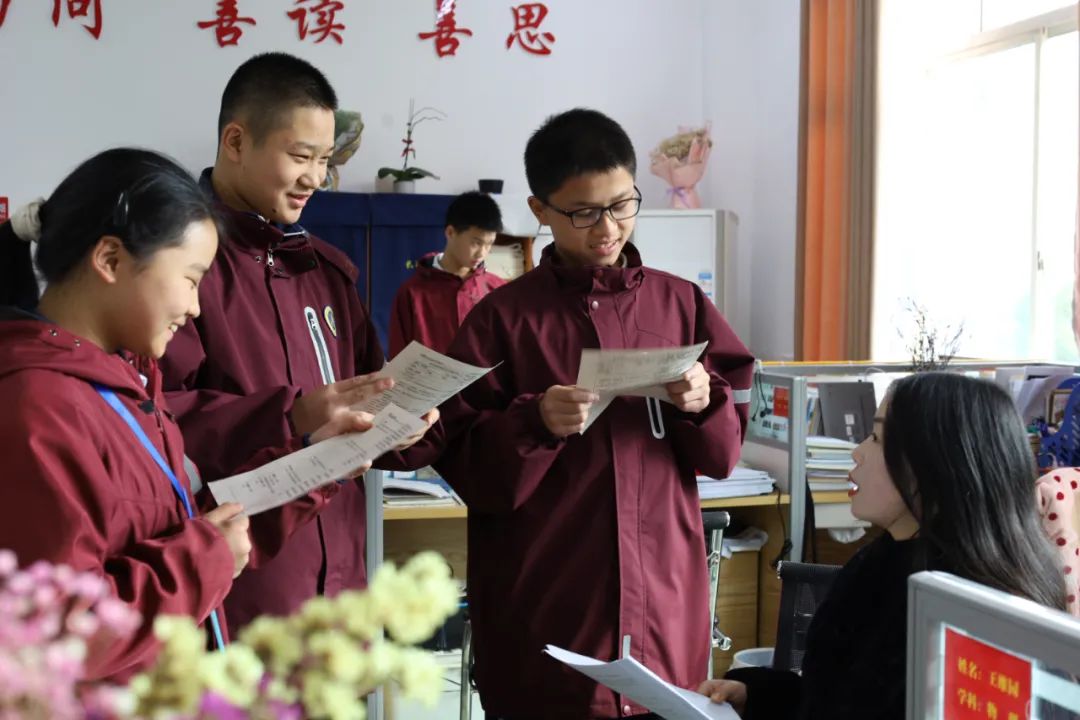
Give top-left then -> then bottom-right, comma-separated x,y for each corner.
874,0 -> 1079,363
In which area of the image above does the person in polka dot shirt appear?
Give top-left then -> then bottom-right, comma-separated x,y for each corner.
1036,467 -> 1080,615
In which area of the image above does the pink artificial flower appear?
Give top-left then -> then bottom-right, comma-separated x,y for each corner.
70,572 -> 108,601
94,597 -> 141,636
66,611 -> 101,639
6,572 -> 33,597
0,552 -> 16,578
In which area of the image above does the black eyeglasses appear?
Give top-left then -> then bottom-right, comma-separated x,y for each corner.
542,187 -> 643,229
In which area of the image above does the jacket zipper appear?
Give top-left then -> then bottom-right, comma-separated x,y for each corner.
304,306 -> 337,384
646,397 -> 666,439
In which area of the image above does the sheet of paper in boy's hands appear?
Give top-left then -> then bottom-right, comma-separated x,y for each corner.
209,403 -> 428,516
352,341 -> 495,416
544,645 -> 738,720
575,342 -> 709,431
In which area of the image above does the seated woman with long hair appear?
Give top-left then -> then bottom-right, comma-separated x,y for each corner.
701,372 -> 1067,719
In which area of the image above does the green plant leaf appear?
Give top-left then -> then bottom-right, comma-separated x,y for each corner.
405,167 -> 440,180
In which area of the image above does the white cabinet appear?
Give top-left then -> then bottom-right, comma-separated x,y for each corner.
530,209 -> 737,317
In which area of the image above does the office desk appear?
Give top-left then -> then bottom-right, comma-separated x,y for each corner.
383,489 -> 863,673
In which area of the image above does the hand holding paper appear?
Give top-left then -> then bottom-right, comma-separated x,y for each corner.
352,341 -> 495,417
574,342 -> 709,431
291,372 -> 393,435
209,403 -> 428,516
697,679 -> 748,716
394,406 -> 441,452
539,385 -> 601,438
544,644 -> 739,720
203,503 -> 251,578
665,361 -> 711,414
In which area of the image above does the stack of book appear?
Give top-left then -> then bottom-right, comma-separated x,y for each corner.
806,435 -> 857,492
383,475 -> 464,508
697,466 -> 775,500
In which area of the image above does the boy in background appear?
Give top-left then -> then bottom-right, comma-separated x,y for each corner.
388,191 -> 505,357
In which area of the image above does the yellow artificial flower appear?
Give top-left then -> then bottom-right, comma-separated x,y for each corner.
336,591 -> 380,642
395,647 -> 444,707
240,615 -> 304,676
294,595 -> 338,633
358,638 -> 400,689
197,644 -> 264,707
307,630 -> 365,685
129,553 -> 460,720
372,554 -> 458,644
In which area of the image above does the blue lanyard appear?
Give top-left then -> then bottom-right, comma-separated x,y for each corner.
93,384 -> 227,651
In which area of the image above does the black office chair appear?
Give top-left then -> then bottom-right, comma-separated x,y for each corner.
770,561 -> 842,674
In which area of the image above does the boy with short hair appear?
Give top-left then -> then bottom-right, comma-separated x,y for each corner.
433,108 -> 755,719
161,52 -> 433,632
388,190 -> 506,357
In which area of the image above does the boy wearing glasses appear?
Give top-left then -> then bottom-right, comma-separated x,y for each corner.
431,108 -> 755,719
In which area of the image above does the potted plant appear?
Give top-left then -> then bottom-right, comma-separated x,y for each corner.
320,110 -> 365,192
377,99 -> 445,193
897,298 -> 964,371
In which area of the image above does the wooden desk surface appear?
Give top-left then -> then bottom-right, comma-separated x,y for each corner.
384,491 -> 854,520
384,505 -> 467,521
382,489 -> 861,680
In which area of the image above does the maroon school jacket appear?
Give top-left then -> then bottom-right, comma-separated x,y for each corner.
388,253 -> 507,358
435,243 -> 755,719
0,309 -> 339,681
160,172 -> 386,632
0,311 -> 231,681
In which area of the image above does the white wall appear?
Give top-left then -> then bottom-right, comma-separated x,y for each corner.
0,0 -> 703,205
702,0 -> 801,361
0,0 -> 800,359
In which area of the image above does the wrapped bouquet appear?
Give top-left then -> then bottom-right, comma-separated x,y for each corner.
649,125 -> 713,209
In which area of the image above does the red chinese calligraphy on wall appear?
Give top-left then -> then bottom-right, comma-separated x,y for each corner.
198,0 -> 256,47
943,629 -> 1031,720
0,0 -> 11,29
506,3 -> 554,55
53,0 -> 102,39
418,0 -> 472,58
288,0 -> 345,45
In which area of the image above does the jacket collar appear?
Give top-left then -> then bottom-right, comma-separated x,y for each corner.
199,168 -> 320,277
539,242 -> 644,294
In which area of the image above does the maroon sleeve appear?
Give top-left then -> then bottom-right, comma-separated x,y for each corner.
0,399 -> 234,681
388,281 -> 414,360
430,302 -> 568,514
160,319 -> 301,481
665,286 -> 755,478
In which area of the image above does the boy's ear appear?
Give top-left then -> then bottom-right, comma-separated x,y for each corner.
219,121 -> 247,163
527,196 -> 547,226
444,225 -> 456,246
